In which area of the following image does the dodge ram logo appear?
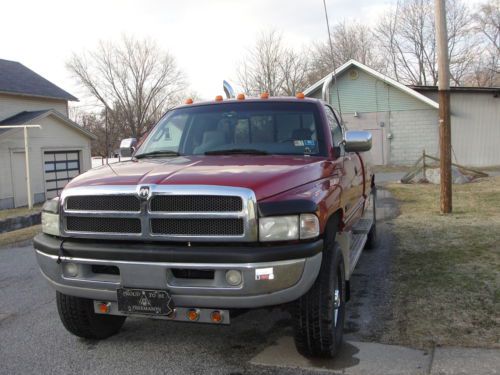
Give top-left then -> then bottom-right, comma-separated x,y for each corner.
138,186 -> 150,199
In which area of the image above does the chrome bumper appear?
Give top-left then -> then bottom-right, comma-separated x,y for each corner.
35,250 -> 322,308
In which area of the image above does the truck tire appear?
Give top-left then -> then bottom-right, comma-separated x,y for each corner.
365,187 -> 377,250
56,292 -> 126,339
292,222 -> 346,358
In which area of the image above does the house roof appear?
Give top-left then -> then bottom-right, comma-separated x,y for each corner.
0,109 -> 95,139
0,59 -> 78,101
410,85 -> 500,95
304,59 -> 439,109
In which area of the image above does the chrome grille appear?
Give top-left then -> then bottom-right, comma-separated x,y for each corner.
66,217 -> 141,233
150,195 -> 242,212
60,185 -> 257,242
66,195 -> 140,211
151,218 -> 244,236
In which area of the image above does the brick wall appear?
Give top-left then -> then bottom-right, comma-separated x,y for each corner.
389,109 -> 439,164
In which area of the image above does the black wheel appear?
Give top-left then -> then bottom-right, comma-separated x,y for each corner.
292,219 -> 346,358
56,292 -> 126,339
365,187 -> 377,250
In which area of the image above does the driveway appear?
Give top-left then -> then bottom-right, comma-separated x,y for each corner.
0,187 -> 398,375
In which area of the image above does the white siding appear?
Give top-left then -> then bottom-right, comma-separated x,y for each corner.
0,93 -> 68,120
0,115 -> 91,207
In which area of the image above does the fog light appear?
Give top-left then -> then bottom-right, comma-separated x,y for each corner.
211,310 -> 223,323
97,302 -> 110,314
225,270 -> 242,286
64,263 -> 78,277
187,309 -> 200,321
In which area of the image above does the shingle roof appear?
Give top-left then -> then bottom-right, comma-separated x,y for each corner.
0,110 -> 51,126
0,59 -> 78,101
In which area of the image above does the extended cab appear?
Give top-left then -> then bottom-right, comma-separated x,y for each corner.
34,94 -> 376,358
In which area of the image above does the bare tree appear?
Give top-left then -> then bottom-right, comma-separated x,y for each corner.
67,36 -> 186,144
309,21 -> 383,83
466,0 -> 500,86
237,30 -> 310,96
375,0 -> 476,86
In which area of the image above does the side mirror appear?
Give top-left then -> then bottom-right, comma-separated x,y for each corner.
120,138 -> 137,157
344,131 -> 372,152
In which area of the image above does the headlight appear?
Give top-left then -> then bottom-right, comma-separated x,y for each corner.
42,198 -> 60,236
259,214 -> 320,242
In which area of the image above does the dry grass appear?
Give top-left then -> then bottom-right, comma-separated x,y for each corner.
0,204 -> 42,220
0,225 -> 41,248
383,177 -> 500,349
372,165 -> 413,173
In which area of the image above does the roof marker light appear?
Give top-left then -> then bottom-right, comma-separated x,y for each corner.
260,92 -> 269,99
236,93 -> 245,100
185,98 -> 194,104
296,92 -> 305,99
215,95 -> 223,101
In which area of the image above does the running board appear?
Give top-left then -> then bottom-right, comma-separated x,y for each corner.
349,233 -> 367,275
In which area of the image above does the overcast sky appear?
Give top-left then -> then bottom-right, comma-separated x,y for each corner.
0,0 -> 481,107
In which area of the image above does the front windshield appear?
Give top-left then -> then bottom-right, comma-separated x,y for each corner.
136,101 -> 326,157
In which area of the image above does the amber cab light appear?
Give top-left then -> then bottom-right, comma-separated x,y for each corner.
215,95 -> 223,101
260,92 -> 269,99
236,93 -> 245,100
210,310 -> 223,323
296,92 -> 305,99
185,98 -> 194,104
98,302 -> 110,314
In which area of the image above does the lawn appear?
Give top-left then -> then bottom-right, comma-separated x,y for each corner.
0,225 -> 41,248
0,204 -> 42,220
383,177 -> 500,349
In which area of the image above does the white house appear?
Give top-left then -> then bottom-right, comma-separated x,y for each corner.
0,58 -> 95,209
305,59 -> 500,167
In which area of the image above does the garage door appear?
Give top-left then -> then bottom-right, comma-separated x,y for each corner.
44,151 -> 80,199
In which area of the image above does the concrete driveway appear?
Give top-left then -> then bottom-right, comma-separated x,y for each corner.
0,187 -> 399,375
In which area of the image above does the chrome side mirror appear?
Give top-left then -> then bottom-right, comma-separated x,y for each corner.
344,131 -> 372,152
120,138 -> 137,157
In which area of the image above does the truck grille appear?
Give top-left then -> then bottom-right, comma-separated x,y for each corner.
66,196 -> 141,211
151,218 -> 244,236
150,195 -> 242,212
66,217 -> 141,233
60,186 -> 257,242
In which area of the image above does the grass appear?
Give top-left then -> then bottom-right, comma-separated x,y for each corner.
372,165 -> 413,173
383,177 -> 500,349
0,225 -> 41,248
0,204 -> 42,220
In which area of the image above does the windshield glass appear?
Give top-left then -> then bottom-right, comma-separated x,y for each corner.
136,101 -> 326,157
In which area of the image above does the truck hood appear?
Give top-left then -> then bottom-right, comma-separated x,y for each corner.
68,156 -> 331,200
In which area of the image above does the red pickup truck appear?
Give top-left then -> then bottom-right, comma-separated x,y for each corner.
35,94 -> 376,358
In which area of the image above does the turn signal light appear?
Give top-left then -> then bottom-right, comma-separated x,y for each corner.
215,95 -> 223,101
236,93 -> 245,100
211,310 -> 223,323
296,92 -> 305,99
187,309 -> 200,321
185,98 -> 194,104
98,302 -> 110,314
260,92 -> 269,99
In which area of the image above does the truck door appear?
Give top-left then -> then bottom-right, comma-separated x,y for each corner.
325,106 -> 364,230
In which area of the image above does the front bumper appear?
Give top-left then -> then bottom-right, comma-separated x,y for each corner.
34,234 -> 323,308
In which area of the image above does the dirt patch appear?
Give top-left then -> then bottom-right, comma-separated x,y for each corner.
382,177 -> 500,349
0,225 -> 41,248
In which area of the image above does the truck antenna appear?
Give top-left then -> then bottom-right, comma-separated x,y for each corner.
223,80 -> 235,99
322,0 -> 343,124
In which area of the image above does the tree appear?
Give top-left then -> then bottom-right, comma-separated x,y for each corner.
467,0 -> 500,86
309,21 -> 383,83
237,30 -> 310,96
375,0 -> 476,86
67,36 -> 186,147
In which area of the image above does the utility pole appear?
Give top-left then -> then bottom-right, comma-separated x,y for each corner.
435,0 -> 452,213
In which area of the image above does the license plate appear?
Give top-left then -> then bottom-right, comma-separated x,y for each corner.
117,288 -> 174,315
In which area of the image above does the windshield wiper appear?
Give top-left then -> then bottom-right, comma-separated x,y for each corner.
204,148 -> 269,155
135,150 -> 181,159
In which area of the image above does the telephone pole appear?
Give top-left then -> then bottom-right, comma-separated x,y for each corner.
435,0 -> 452,213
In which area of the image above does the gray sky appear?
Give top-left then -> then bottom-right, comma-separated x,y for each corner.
1,0 -> 409,106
